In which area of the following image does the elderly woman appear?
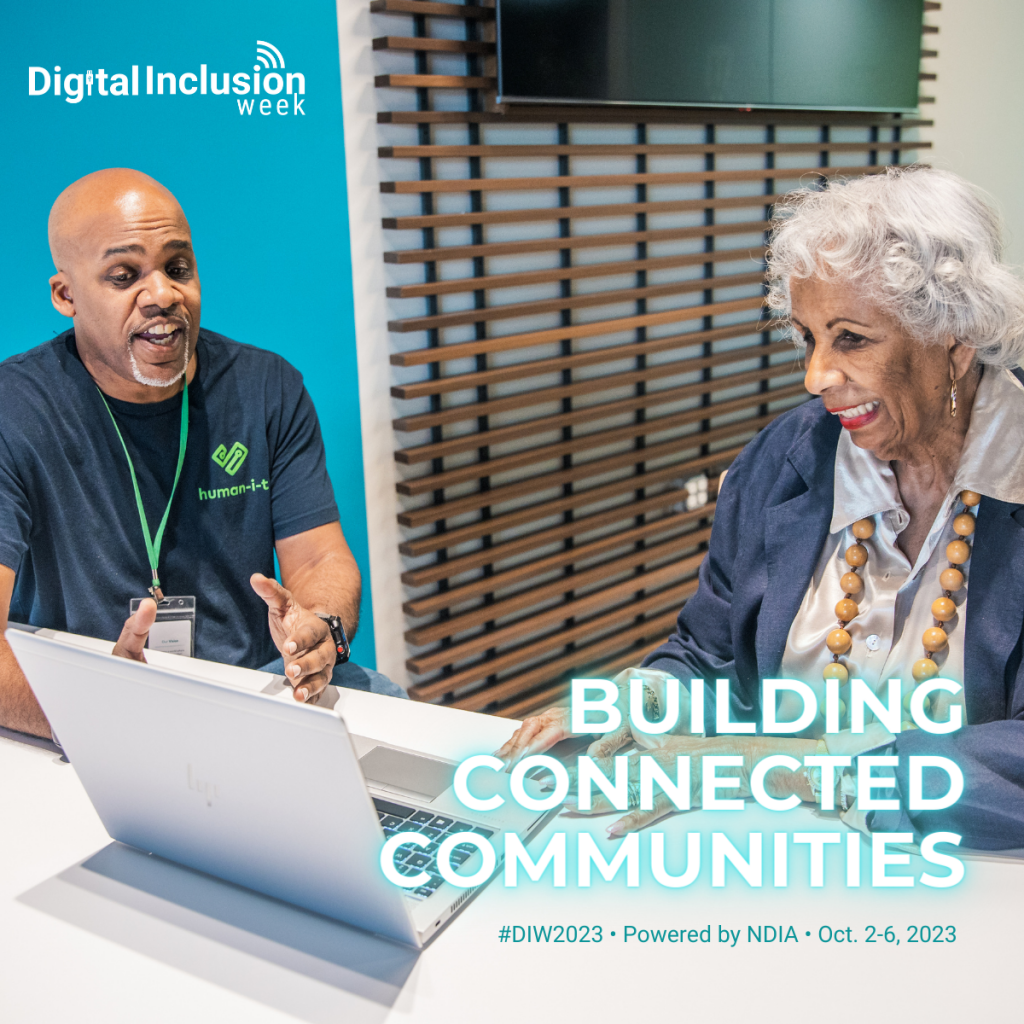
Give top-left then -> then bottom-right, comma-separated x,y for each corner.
497,165 -> 1024,850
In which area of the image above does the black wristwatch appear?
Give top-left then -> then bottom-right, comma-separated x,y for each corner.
317,613 -> 351,664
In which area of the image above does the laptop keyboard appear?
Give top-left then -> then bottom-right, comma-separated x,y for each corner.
373,797 -> 495,901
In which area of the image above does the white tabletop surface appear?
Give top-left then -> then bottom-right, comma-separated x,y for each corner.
2,685 -> 1023,1024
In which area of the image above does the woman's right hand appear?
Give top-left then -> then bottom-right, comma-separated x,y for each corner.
494,706 -> 573,769
495,667 -> 694,768
494,703 -> 634,769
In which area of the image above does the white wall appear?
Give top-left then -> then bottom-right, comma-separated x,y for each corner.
924,0 -> 1024,266
337,0 -> 1024,688
335,0 -> 964,689
336,0 -> 411,688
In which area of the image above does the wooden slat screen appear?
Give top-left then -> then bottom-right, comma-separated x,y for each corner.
373,0 -> 934,717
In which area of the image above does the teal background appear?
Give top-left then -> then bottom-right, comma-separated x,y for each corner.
1,2 -> 376,666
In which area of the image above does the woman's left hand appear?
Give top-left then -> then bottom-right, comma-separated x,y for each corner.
563,735 -> 817,837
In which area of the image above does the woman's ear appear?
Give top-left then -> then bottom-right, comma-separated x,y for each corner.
948,337 -> 977,381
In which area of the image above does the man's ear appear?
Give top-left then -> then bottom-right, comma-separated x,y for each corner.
49,271 -> 75,318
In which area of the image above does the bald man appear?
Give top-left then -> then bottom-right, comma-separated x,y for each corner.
0,168 -> 403,739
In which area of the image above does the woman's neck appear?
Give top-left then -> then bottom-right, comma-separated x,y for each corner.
890,366 -> 981,565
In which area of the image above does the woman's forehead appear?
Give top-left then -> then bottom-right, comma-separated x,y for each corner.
790,276 -> 878,317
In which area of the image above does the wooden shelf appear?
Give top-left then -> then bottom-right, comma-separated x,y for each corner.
406,535 -> 707,644
396,365 -> 801,471
396,405 -> 800,531
390,294 -> 765,367
372,36 -> 494,54
391,318 -> 775,400
393,338 -> 792,432
388,269 -> 766,334
379,140 -> 928,160
378,109 -> 934,127
383,192 -> 785,233
375,74 -> 495,89
402,493 -> 716,587
441,607 -> 684,713
396,442 -> 748,559
404,515 -> 714,617
380,162 -> 887,195
387,247 -> 766,304
369,0 -> 494,18
485,626 -> 671,717
407,558 -> 699,675
408,583 -> 696,699
385,218 -> 769,266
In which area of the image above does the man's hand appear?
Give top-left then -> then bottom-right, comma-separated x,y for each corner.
251,573 -> 336,703
112,598 -> 158,662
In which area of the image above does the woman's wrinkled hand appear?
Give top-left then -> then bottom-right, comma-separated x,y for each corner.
563,737 -> 755,837
494,672 -> 817,837
494,667 -> 681,769
493,702 -> 635,770
494,706 -> 573,768
532,732 -> 815,837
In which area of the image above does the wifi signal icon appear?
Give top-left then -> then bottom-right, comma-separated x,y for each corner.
255,40 -> 286,69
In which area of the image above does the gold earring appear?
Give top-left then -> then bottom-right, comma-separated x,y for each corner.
950,376 -> 958,417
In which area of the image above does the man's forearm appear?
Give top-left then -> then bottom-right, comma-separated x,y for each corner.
0,638 -> 51,738
285,551 -> 361,638
276,522 -> 363,644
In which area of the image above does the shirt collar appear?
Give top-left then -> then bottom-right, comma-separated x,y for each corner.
830,366 -> 1024,533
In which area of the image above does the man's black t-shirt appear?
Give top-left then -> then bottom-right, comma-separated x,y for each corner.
0,329 -> 339,668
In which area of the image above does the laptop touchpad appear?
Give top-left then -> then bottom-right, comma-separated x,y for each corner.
359,746 -> 455,801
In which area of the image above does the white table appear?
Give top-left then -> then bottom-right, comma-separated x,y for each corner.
2,688 -> 1023,1024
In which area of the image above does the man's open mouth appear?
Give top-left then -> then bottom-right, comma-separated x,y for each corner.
133,323 -> 183,346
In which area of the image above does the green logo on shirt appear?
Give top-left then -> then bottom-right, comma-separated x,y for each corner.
212,441 -> 248,476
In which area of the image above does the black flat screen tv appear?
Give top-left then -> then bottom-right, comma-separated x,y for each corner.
496,0 -> 924,112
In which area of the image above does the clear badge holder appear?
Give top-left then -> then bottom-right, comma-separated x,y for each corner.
129,595 -> 196,657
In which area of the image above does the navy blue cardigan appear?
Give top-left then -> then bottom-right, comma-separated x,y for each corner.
643,396 -> 1024,850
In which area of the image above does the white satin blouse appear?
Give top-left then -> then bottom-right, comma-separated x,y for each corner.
779,365 -> 1024,754
623,368 -> 1024,833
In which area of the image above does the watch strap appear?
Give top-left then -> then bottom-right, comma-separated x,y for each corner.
317,613 -> 350,664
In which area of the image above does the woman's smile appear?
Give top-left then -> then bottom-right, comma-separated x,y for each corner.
827,400 -> 881,430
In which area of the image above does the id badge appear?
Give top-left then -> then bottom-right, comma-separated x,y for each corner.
130,596 -> 196,657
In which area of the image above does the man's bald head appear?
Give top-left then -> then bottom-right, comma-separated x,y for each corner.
48,168 -> 187,272
47,167 -> 201,400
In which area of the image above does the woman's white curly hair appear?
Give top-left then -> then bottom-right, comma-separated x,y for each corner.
766,165 -> 1024,368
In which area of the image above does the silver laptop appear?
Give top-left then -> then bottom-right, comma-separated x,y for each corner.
7,627 -> 553,948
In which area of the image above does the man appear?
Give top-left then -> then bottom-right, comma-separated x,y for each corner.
0,168 -> 403,739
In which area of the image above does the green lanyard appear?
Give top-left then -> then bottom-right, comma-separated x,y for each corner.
97,383 -> 189,600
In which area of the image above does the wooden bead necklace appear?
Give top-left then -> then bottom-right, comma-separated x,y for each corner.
822,490 -> 981,687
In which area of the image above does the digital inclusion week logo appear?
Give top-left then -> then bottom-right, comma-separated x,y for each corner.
27,40 -> 306,117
